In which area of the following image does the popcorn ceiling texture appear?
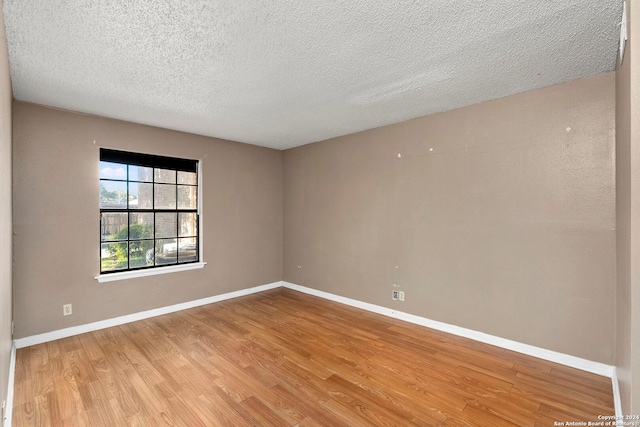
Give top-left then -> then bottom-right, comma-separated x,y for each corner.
2,0 -> 622,149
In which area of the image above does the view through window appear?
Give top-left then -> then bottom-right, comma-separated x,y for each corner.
99,149 -> 199,273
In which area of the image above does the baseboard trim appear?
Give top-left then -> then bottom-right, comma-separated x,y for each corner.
14,281 -> 283,349
11,279 -> 622,416
612,367 -> 622,419
3,342 -> 16,427
282,281 -> 615,379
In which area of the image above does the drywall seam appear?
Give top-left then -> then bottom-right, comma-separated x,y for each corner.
3,342 -> 15,427
281,281 -> 616,378
14,281 -> 283,348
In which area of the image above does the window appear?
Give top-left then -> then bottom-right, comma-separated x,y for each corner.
99,149 -> 199,274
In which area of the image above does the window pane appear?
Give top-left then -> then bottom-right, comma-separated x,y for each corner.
178,237 -> 197,263
100,180 -> 127,209
129,240 -> 154,268
155,212 -> 177,238
101,242 -> 128,272
177,185 -> 197,209
154,184 -> 176,209
99,162 -> 127,180
101,213 -> 128,241
129,213 -> 154,239
154,168 -> 176,184
129,182 -> 153,209
177,171 -> 197,185
129,165 -> 153,182
155,239 -> 177,265
178,213 -> 197,237
99,152 -> 199,274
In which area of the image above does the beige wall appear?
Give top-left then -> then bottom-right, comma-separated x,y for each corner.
7,36 -> 626,411
615,0 -> 640,414
284,73 -> 616,364
0,0 -> 11,418
12,102 -> 283,338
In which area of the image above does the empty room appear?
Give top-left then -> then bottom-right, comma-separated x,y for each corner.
1,0 -> 639,426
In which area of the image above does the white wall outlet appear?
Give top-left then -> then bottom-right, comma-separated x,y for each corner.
392,290 -> 399,300
399,291 -> 405,301
63,304 -> 72,316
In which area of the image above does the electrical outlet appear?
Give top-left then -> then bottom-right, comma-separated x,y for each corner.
63,304 -> 72,316
392,290 -> 399,300
399,291 -> 405,301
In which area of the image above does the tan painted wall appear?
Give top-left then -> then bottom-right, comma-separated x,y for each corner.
615,0 -> 640,414
284,73 -> 616,364
12,101 -> 283,338
0,0 -> 11,417
8,53 -> 623,409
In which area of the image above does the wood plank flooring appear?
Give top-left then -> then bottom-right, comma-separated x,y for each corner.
12,288 -> 615,426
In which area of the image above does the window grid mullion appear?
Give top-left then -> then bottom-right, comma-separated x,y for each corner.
153,168 -> 157,266
126,166 -> 130,271
176,182 -> 179,263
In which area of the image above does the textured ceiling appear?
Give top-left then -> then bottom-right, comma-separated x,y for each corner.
3,1 -> 622,150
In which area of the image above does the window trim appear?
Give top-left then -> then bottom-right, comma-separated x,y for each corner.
97,149 -> 204,280
95,261 -> 207,283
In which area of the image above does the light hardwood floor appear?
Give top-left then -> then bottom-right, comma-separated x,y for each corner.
12,288 -> 614,426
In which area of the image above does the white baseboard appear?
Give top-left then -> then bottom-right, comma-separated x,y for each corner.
612,367 -> 622,419
10,279 -> 622,417
3,342 -> 15,427
283,281 -> 627,414
14,281 -> 283,349
282,281 -> 616,378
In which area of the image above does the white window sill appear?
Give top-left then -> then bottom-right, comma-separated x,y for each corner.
95,262 -> 207,283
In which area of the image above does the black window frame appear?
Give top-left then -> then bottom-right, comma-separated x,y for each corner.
99,148 -> 199,274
